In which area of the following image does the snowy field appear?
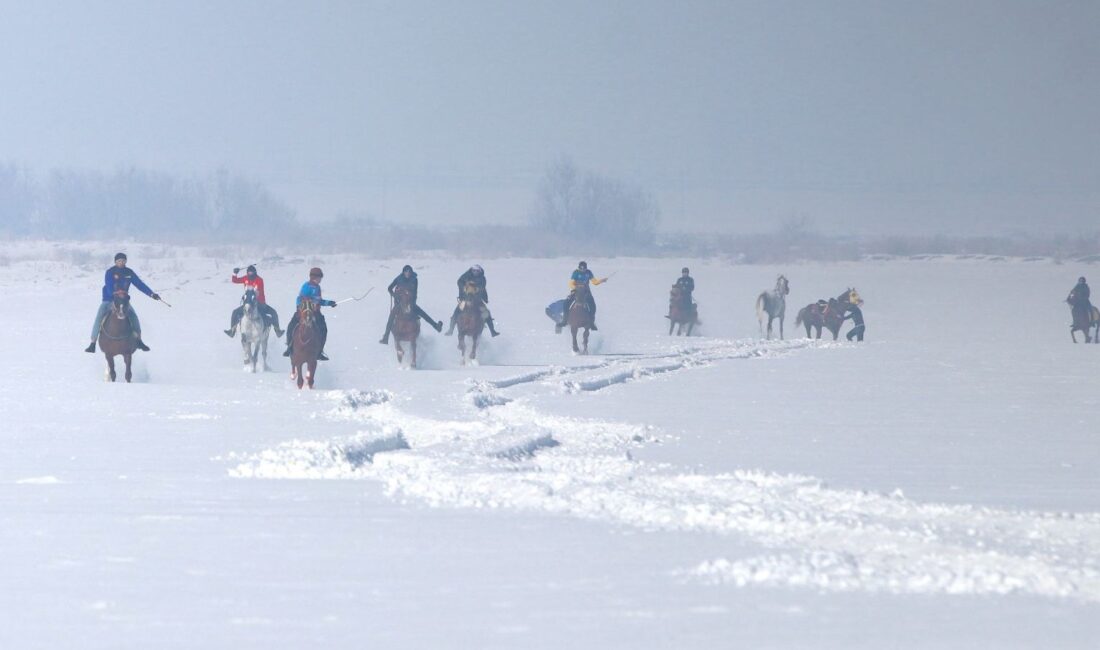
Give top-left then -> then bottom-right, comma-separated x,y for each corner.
1,242 -> 1098,648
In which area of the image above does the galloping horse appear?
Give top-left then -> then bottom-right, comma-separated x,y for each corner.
238,288 -> 271,372
390,286 -> 421,367
796,288 -> 862,340
456,280 -> 486,365
1067,291 -> 1100,343
289,300 -> 322,389
568,283 -> 595,354
99,292 -> 137,382
667,286 -> 697,336
755,275 -> 790,339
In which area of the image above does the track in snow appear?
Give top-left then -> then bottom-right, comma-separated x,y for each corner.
227,338 -> 1100,602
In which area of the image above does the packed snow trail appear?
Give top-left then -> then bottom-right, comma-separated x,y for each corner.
228,339 -> 1100,602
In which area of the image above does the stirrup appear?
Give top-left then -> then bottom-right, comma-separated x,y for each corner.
224,329 -> 235,338
84,342 -> 96,353
283,347 -> 291,357
378,337 -> 389,345
136,340 -> 151,352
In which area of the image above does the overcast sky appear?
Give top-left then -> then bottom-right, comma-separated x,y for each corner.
1,0 -> 1098,234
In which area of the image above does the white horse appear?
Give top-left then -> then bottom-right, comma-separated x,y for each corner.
755,275 -> 790,339
239,289 -> 271,372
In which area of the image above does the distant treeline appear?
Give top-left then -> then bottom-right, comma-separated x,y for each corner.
2,162 -> 1097,261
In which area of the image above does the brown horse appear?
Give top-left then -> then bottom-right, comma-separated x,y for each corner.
390,286 -> 421,367
290,300 -> 322,389
1067,292 -> 1100,343
99,292 -> 137,382
667,286 -> 698,336
568,283 -> 595,354
456,280 -> 486,365
796,288 -> 862,340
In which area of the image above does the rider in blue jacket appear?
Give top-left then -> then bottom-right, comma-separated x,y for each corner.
283,267 -> 335,361
85,252 -> 161,353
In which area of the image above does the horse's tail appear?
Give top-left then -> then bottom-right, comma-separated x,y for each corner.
794,306 -> 805,328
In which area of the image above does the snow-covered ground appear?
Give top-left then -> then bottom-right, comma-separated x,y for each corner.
2,242 -> 1098,648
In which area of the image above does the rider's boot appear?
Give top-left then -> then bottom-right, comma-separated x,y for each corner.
135,335 -> 151,352
84,341 -> 96,353
224,326 -> 236,338
487,318 -> 500,337
590,322 -> 598,331
318,350 -> 330,361
274,326 -> 285,337
379,318 -> 392,344
445,312 -> 457,336
283,345 -> 292,357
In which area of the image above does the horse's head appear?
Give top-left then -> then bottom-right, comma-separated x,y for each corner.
298,298 -> 316,324
845,288 -> 863,306
241,288 -> 258,310
111,291 -> 130,316
394,286 -> 413,308
670,286 -> 682,301
777,275 -> 790,295
462,280 -> 480,297
574,283 -> 592,301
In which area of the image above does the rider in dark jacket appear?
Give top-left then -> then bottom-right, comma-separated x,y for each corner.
85,252 -> 161,353
445,265 -> 499,337
560,261 -> 606,331
1068,277 -> 1091,308
379,265 -> 443,344
673,267 -> 695,309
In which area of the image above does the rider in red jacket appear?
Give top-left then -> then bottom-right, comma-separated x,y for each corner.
225,265 -> 284,337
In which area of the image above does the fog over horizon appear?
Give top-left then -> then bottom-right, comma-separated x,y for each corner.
2,1 -> 1098,237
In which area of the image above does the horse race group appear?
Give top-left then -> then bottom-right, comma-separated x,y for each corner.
84,252 -> 1098,387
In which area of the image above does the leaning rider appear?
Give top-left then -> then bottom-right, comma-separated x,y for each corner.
561,261 -> 607,331
225,265 -> 285,338
445,264 -> 500,337
673,266 -> 695,310
379,265 -> 443,344
1068,276 -> 1091,309
283,267 -> 335,361
85,252 -> 161,353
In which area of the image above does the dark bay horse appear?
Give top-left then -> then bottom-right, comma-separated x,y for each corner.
456,280 -> 486,365
667,286 -> 697,336
290,300 -> 322,389
755,274 -> 790,339
568,283 -> 595,354
1067,291 -> 1100,343
99,292 -> 137,382
796,288 -> 862,340
390,286 -> 421,367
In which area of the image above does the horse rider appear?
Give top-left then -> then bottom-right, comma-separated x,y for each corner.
445,264 -> 500,337
283,267 -> 335,361
85,252 -> 161,353
561,261 -> 607,330
225,265 -> 284,338
673,267 -> 695,310
842,302 -> 865,342
1068,276 -> 1091,309
379,264 -> 443,344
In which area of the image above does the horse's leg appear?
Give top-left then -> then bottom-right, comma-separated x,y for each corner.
1071,328 -> 1078,344
571,326 -> 580,353
583,328 -> 590,354
669,319 -> 675,336
394,339 -> 404,364
261,334 -> 270,371
124,353 -> 132,383
687,321 -> 694,336
779,316 -> 784,340
458,335 -> 466,365
410,339 -> 417,369
471,333 -> 479,361
106,354 -> 116,382
307,360 -> 316,389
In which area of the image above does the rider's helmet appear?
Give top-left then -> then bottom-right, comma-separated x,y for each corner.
246,264 -> 257,275
309,267 -> 324,279
682,267 -> 690,274
471,264 -> 483,274
402,264 -> 413,274
1079,276 -> 1087,283
578,261 -> 588,270
114,252 -> 127,262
